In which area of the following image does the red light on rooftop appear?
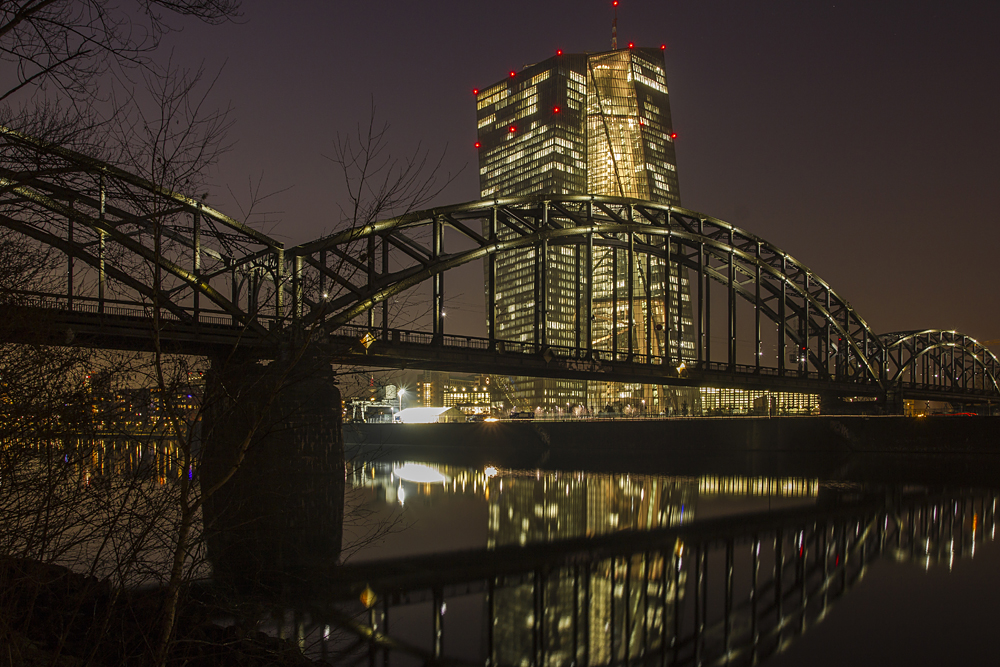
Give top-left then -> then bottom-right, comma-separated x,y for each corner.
473,88 -> 479,95
613,1 -> 618,6
628,42 -> 634,49
509,70 -> 516,78
509,125 -> 516,133
556,49 -> 563,56
474,142 -> 481,149
670,132 -> 677,139
660,44 -> 666,50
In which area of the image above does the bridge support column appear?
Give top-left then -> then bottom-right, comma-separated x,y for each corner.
200,347 -> 345,592
881,389 -> 905,416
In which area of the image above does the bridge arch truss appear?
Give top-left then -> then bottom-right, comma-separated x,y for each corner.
1,128 -> 996,402
0,125 -> 287,347
290,196 -> 999,401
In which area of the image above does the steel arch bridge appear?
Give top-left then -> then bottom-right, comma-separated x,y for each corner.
0,125 -> 997,405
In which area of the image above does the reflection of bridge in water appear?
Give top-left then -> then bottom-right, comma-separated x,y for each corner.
1,126 -> 998,408
254,466 -> 995,667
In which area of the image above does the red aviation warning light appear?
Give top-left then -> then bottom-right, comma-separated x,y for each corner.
509,70 -> 516,78
670,132 -> 678,139
553,106 -> 561,113
509,125 -> 516,133
556,49 -> 563,56
613,1 -> 618,6
474,142 -> 481,149
473,88 -> 479,95
628,42 -> 635,49
661,44 -> 667,50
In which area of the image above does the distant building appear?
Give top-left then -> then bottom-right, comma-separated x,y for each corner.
476,47 -> 697,412
419,371 -> 496,415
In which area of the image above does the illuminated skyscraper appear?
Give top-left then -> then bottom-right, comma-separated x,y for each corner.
476,47 -> 696,413
477,48 -> 679,202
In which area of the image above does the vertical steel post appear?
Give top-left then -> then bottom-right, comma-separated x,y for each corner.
367,235 -> 376,329
755,243 -> 761,373
193,208 -> 201,322
664,232 -> 672,364
98,173 -> 106,314
704,255 -> 711,365
488,208 -> 497,350
778,258 -> 787,376
317,247 -> 327,296
575,243 -> 582,353
432,216 -> 443,338
586,232 -> 594,355
802,275 -> 810,374
67,204 -> 74,310
382,237 -> 389,335
274,247 -> 284,320
318,249 -> 327,321
727,232 -> 736,370
697,233 -> 704,364
645,247 -> 653,359
612,246 -> 619,357
627,231 -> 635,359
825,290 -> 833,375
675,259 -> 682,363
231,267 -> 239,322
292,255 -> 303,322
539,238 -> 549,347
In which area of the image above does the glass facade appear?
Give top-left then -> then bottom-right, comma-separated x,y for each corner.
476,48 -> 696,412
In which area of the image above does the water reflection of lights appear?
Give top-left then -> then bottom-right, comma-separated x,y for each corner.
392,463 -> 449,484
699,475 -> 818,497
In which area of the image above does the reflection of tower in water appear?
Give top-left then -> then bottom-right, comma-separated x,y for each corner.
488,471 -> 696,666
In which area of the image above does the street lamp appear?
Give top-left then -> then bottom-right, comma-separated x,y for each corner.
397,387 -> 407,411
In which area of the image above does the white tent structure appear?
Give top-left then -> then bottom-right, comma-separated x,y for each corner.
395,407 -> 466,424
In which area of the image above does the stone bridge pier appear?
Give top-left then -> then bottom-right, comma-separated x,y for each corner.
199,346 -> 345,594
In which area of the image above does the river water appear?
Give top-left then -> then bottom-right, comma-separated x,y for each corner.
34,431 -> 998,666
308,439 -> 1000,667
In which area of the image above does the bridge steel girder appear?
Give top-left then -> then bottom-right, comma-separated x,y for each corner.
0,125 -> 285,339
291,195 -> 998,399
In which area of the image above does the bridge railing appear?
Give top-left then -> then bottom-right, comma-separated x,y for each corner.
330,324 -> 847,382
0,291 -> 276,330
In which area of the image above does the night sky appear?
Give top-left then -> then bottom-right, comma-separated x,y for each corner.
164,0 -> 1000,345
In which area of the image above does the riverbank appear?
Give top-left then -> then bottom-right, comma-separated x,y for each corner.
345,415 -> 1000,481
2,558 -> 321,667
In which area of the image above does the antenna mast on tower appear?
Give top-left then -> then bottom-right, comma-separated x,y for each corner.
612,0 -> 619,50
